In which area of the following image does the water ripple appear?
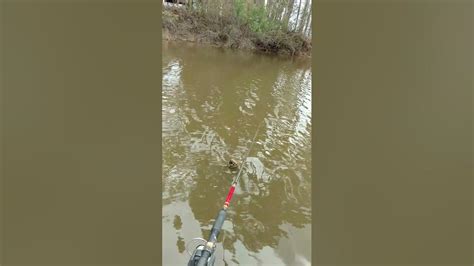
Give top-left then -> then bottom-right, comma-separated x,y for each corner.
163,43 -> 311,265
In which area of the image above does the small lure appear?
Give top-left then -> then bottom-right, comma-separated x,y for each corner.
228,159 -> 239,170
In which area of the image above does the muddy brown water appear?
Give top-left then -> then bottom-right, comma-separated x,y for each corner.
162,41 -> 312,265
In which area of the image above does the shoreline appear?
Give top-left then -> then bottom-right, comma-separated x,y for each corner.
163,7 -> 312,58
163,39 -> 312,64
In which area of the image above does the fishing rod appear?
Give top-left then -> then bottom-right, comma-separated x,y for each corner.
187,121 -> 264,266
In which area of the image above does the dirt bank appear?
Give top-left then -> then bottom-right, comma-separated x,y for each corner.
163,7 -> 311,57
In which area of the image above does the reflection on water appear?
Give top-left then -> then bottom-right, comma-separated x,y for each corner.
162,41 -> 312,265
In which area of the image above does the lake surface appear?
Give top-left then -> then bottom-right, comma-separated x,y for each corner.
162,42 -> 312,265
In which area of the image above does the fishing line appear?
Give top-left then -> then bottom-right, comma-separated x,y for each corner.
232,120 -> 264,185
187,119 -> 265,266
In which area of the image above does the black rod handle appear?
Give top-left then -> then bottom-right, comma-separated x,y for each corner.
209,209 -> 226,240
196,209 -> 227,266
196,250 -> 211,266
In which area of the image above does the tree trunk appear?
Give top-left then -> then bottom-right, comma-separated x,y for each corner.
303,4 -> 311,35
298,0 -> 309,33
270,0 -> 280,21
304,15 -> 311,36
266,0 -> 273,18
278,0 -> 287,22
282,0 -> 295,30
294,0 -> 303,31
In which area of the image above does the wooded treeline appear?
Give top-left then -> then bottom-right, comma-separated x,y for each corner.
166,0 -> 312,37
163,0 -> 311,56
